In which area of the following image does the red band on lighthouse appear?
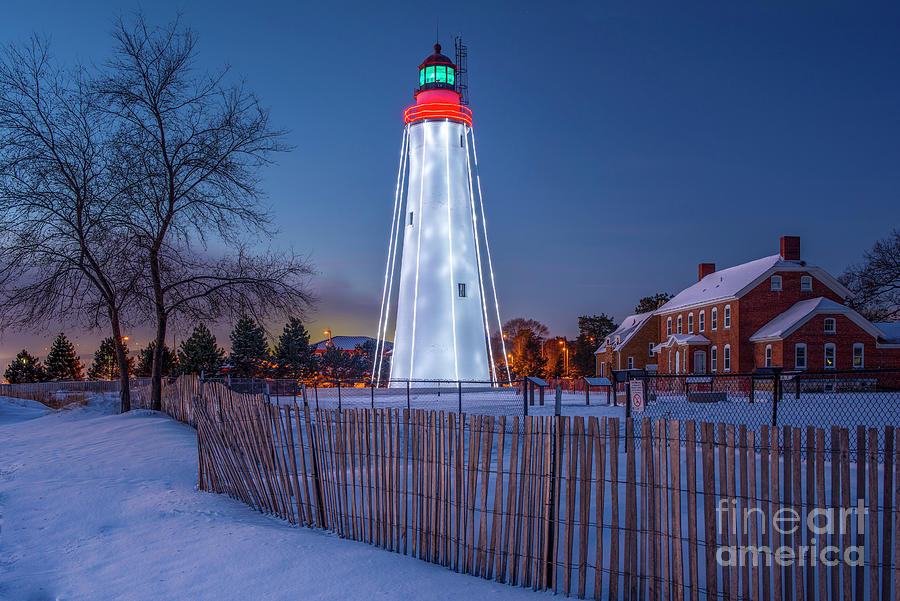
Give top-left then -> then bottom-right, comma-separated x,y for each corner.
403,102 -> 473,127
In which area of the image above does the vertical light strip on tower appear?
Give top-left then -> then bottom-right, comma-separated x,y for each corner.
372,126 -> 409,384
464,129 -> 497,384
407,122 -> 429,378
471,130 -> 512,383
444,122 -> 460,380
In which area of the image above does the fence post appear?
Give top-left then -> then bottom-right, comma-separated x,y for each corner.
314,381 -> 319,410
750,376 -> 756,403
301,383 -> 308,407
554,384 -> 562,416
370,382 -> 375,409
771,377 -> 780,427
625,378 -> 632,419
544,415 -> 558,588
585,382 -> 590,406
523,379 -> 529,416
337,380 -> 342,411
457,381 -> 462,414
406,379 -> 411,411
794,377 -> 800,400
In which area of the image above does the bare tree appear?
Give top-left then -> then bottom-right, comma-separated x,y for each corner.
99,15 -> 312,410
841,229 -> 900,322
0,38 -> 138,411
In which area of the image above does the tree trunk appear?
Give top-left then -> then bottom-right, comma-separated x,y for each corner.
149,247 -> 167,412
109,308 -> 131,413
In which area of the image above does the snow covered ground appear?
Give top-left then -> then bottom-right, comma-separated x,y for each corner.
0,394 -> 548,601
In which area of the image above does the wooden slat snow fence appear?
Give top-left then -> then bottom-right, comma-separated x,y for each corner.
158,376 -> 899,600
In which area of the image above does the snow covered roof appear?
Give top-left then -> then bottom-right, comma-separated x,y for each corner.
875,322 -> 900,344
658,254 -> 851,314
652,334 -> 711,352
749,297 -> 883,342
595,312 -> 655,354
310,336 -> 392,352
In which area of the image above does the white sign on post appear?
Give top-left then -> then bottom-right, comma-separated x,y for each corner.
630,379 -> 645,413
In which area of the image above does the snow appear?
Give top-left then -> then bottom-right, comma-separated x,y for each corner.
875,321 -> 900,344
0,395 -> 550,600
749,297 -> 883,341
658,254 -> 784,312
596,311 -> 654,354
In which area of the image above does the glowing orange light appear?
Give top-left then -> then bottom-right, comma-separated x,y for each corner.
404,102 -> 473,127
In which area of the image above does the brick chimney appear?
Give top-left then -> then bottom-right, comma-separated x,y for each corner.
698,263 -> 716,281
780,236 -> 801,261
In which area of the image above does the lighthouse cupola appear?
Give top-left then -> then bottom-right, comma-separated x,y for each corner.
417,44 -> 456,93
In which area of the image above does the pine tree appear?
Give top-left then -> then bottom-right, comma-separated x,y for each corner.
4,349 -> 47,383
136,342 -> 179,377
228,315 -> 270,377
178,324 -> 225,376
273,317 -> 316,378
87,337 -> 133,380
44,333 -> 84,381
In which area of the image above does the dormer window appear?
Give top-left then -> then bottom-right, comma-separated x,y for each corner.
770,275 -> 782,291
824,318 -> 836,334
800,276 -> 812,291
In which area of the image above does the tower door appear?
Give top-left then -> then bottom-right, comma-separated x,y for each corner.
693,350 -> 707,375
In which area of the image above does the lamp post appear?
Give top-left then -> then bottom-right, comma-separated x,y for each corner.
558,339 -> 569,377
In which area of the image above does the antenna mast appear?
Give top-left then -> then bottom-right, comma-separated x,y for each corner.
454,35 -> 469,106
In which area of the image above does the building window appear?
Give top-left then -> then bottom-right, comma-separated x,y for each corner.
408,211 -> 414,226
711,346 -> 718,372
711,308 -> 718,331
699,310 -> 705,332
599,363 -> 605,376
824,318 -> 836,334
667,317 -> 672,336
770,275 -> 782,291
688,313 -> 694,334
458,283 -> 466,298
677,315 -> 683,334
724,345 -> 731,372
801,276 -> 812,292
853,343 -> 864,369
648,342 -> 655,358
627,356 -> 634,369
724,305 -> 731,329
765,344 -> 772,367
795,343 -> 807,370
824,343 -> 836,369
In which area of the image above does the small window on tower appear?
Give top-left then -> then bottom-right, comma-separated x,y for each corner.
436,66 -> 446,83
460,134 -> 464,147
425,66 -> 436,83
447,67 -> 455,85
458,283 -> 466,298
408,211 -> 414,226
419,69 -> 425,86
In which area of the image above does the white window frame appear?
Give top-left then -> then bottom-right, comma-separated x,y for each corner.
724,344 -> 731,372
765,344 -> 772,367
667,317 -> 672,337
627,356 -> 634,369
711,308 -> 718,331
852,343 -> 864,369
688,312 -> 694,334
795,343 -> 807,370
824,318 -> 836,334
699,310 -> 705,332
824,343 -> 836,369
800,275 -> 812,292
677,315 -> 683,334
648,342 -> 655,358
770,275 -> 782,291
724,305 -> 732,329
711,346 -> 718,372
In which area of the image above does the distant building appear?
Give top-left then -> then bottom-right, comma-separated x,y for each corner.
649,236 -> 900,374
594,312 -> 659,376
310,335 -> 392,356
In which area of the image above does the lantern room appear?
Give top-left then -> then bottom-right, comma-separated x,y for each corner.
417,44 -> 456,93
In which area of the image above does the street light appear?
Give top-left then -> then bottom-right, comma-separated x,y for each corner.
558,339 -> 569,377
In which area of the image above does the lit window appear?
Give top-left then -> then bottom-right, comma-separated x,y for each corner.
765,345 -> 772,367
648,342 -> 654,358
824,343 -> 835,369
724,345 -> 731,372
711,308 -> 718,331
711,346 -> 718,372
770,275 -> 782,291
447,67 -> 455,85
419,69 -> 425,86
627,356 -> 634,369
458,283 -> 466,298
699,310 -> 705,332
436,65 -> 447,83
667,317 -> 672,336
724,305 -> 731,329
801,276 -> 812,292
688,313 -> 694,334
677,315 -> 683,334
425,66 -> 436,83
795,344 -> 807,370
824,318 -> 836,334
853,343 -> 864,369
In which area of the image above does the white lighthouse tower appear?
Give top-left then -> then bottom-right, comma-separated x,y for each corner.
372,41 -> 510,385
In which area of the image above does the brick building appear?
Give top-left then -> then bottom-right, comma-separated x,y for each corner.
594,312 -> 659,377
650,236 -> 900,374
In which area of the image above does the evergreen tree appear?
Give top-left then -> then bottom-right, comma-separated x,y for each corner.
508,330 -> 547,378
228,315 -> 270,377
4,349 -> 47,383
634,293 -> 672,315
571,314 -> 619,377
136,342 -> 179,377
44,333 -> 84,381
178,324 -> 225,376
87,337 -> 133,380
273,317 -> 316,378
317,345 -> 354,379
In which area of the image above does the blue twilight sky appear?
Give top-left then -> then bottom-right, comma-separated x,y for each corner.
1,1 -> 899,364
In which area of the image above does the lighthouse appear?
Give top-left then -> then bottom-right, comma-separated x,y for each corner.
372,41 -> 510,385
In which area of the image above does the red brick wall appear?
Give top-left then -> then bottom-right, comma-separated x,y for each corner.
781,314 -> 900,370
656,301 -> 740,373
596,315 -> 660,375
